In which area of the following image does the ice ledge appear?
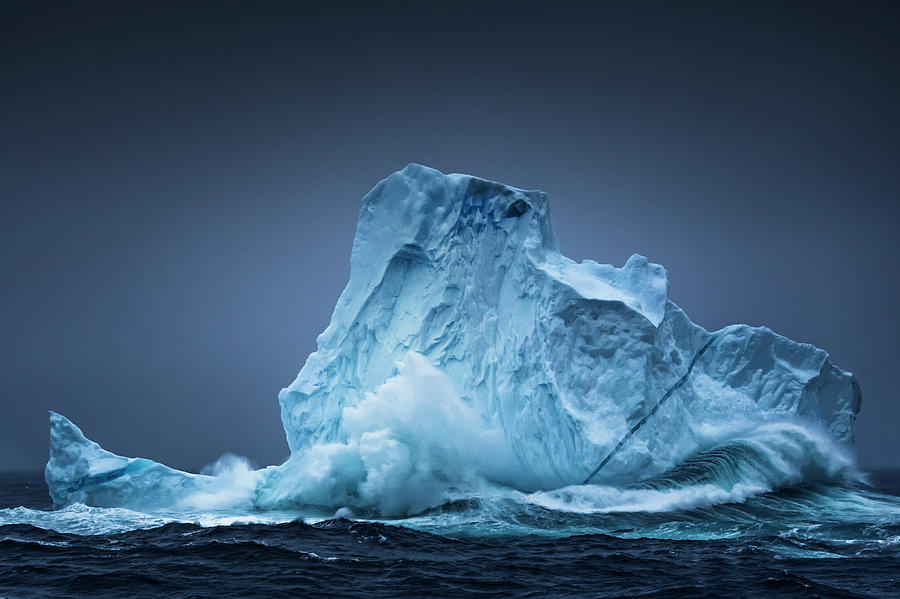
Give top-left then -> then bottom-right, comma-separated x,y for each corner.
45,412 -> 210,509
539,253 -> 668,327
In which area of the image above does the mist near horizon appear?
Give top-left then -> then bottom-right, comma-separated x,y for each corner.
2,0 -> 899,473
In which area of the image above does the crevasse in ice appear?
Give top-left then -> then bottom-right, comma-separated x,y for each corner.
45,164 -> 862,516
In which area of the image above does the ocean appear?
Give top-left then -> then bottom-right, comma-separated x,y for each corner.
1,470 -> 899,598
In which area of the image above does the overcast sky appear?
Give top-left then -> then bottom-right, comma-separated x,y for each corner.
2,1 -> 898,471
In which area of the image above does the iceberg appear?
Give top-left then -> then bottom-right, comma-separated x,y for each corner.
46,164 -> 862,516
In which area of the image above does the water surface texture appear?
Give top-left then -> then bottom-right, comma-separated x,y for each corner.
2,471 -> 899,598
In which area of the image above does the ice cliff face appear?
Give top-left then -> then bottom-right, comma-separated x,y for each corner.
46,164 -> 862,516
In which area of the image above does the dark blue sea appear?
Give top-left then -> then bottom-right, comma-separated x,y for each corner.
2,471 -> 899,598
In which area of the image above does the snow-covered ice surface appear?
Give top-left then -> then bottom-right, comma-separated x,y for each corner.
18,164 -> 872,535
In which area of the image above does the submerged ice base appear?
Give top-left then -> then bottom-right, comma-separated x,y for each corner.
45,164 -> 861,516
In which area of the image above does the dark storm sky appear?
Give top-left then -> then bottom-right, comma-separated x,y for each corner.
2,1 -> 898,472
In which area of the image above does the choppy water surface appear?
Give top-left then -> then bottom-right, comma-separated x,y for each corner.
2,470 -> 899,598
